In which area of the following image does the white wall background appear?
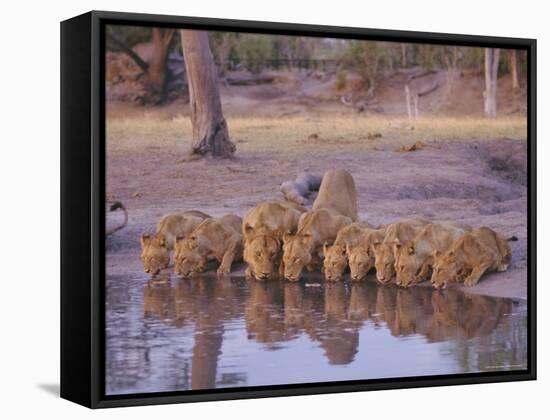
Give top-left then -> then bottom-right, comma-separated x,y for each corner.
0,0 -> 546,417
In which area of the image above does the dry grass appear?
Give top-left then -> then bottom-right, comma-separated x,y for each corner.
106,113 -> 527,158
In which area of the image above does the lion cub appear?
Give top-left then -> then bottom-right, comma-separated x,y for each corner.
322,222 -> 372,282
394,222 -> 471,288
347,226 -> 387,281
242,201 -> 306,281
174,214 -> 243,277
372,218 -> 430,284
141,210 -> 210,276
431,227 -> 513,289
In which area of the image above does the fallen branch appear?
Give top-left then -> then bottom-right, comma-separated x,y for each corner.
405,69 -> 438,84
226,166 -> 257,174
340,93 -> 379,113
225,74 -> 276,86
418,81 -> 440,97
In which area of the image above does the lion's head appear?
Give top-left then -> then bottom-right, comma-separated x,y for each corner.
395,243 -> 418,288
173,235 -> 201,277
322,242 -> 347,281
373,242 -> 397,284
347,244 -> 374,281
282,232 -> 313,282
431,250 -> 458,289
244,234 -> 282,281
140,233 -> 169,276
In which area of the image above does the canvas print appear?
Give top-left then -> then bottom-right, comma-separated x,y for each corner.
105,25 -> 529,396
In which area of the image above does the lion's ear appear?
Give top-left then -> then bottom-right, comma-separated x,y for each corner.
283,230 -> 294,243
157,233 -> 167,248
407,245 -> 415,255
323,241 -> 332,255
141,233 -> 151,247
244,224 -> 254,236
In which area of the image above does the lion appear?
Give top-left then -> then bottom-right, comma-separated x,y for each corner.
281,169 -> 358,282
282,209 -> 353,281
140,210 -> 210,275
311,169 -> 358,221
173,214 -> 243,277
347,226 -> 387,281
372,218 -> 430,284
242,201 -> 306,242
242,201 -> 307,281
322,222 -> 372,281
394,223 -> 471,288
431,227 -> 514,289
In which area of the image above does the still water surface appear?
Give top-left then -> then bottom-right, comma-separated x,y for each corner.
106,274 -> 527,395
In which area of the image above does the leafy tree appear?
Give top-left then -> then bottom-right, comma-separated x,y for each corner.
235,34 -> 274,73
339,40 -> 389,90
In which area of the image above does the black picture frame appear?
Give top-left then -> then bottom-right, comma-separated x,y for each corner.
60,10 -> 537,409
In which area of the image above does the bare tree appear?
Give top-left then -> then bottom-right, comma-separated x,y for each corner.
484,48 -> 500,118
404,70 -> 439,119
180,30 -> 235,158
510,49 -> 520,91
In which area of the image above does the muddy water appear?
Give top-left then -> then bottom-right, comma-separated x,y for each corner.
105,274 -> 527,395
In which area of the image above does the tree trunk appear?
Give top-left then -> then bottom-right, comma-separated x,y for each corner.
510,49 -> 519,91
146,28 -> 175,103
180,30 -> 235,158
484,48 -> 500,118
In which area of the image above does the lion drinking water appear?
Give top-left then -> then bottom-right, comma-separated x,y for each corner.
347,226 -> 387,281
173,214 -> 243,277
322,222 -> 373,282
242,201 -> 306,280
430,226 -> 515,289
140,210 -> 210,276
372,218 -> 430,284
394,222 -> 471,288
283,169 -> 357,281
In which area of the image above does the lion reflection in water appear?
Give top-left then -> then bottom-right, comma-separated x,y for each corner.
144,278 -> 510,376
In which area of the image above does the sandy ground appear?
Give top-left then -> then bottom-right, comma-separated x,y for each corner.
106,129 -> 527,299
